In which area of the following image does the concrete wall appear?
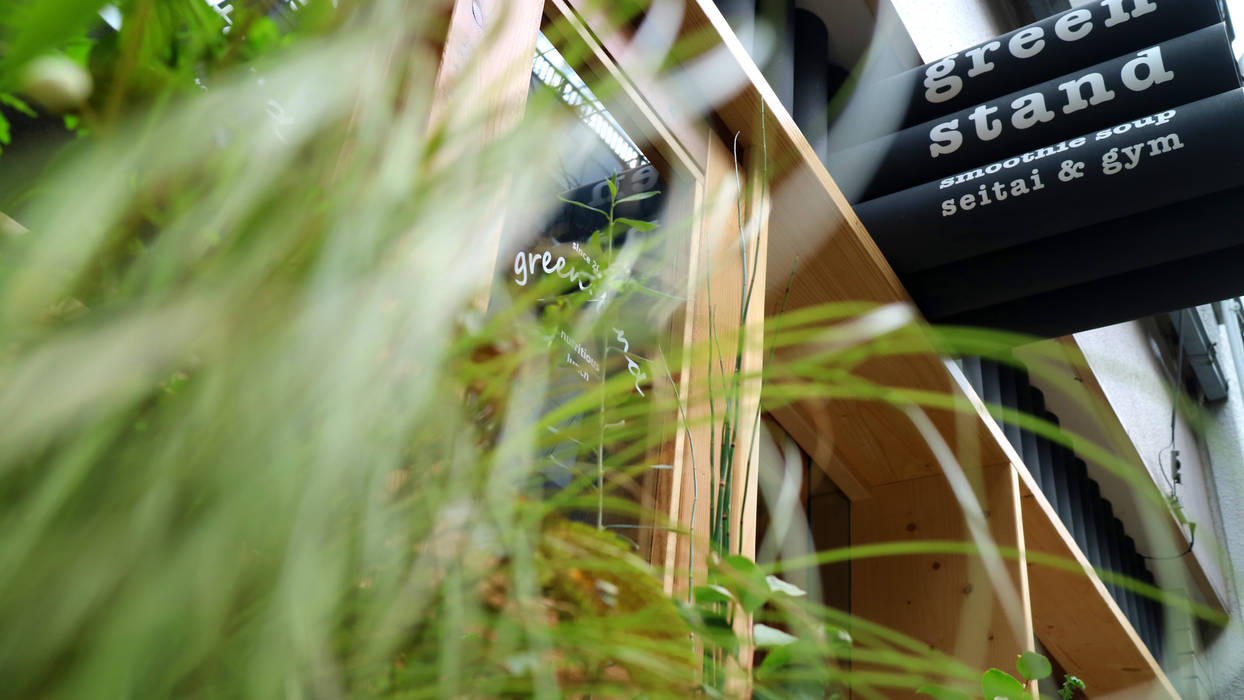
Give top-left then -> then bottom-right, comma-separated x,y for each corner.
1192,305 -> 1244,697
1073,319 -> 1244,698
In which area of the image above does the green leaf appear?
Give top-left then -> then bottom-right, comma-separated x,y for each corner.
755,643 -> 793,679
693,584 -> 735,605
674,599 -> 702,625
614,217 -> 657,232
697,612 -> 739,656
62,35 -> 94,67
916,684 -> 974,700
828,626 -> 853,646
618,280 -> 685,302
753,623 -> 797,648
715,554 -> 767,614
1,93 -> 37,117
765,574 -> 807,597
242,16 -> 284,59
607,172 -> 618,199
557,196 -> 607,217
981,668 -> 1028,700
1016,651 -> 1052,681
614,190 -> 660,204
720,554 -> 761,578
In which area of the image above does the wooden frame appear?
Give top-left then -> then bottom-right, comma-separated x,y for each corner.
541,0 -> 771,600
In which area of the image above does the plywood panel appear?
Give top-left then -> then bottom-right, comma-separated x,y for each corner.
851,465 -> 1034,699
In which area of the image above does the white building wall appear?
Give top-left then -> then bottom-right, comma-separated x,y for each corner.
888,0 -> 1013,61
1193,308 -> 1244,697
1074,320 -> 1243,697
1075,322 -> 1227,599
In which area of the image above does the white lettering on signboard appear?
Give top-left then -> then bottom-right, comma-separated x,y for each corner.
937,107 -> 1180,217
927,46 -> 1172,158
923,0 -> 1165,105
613,328 -> 647,397
513,250 -> 567,286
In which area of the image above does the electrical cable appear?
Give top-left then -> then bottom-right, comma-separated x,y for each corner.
1157,312 -> 1185,496
1145,311 -> 1193,559
1140,524 -> 1196,561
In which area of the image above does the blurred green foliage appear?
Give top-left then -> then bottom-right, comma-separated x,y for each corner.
0,1 -> 1213,698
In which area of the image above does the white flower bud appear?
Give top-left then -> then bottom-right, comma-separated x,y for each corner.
20,55 -> 93,113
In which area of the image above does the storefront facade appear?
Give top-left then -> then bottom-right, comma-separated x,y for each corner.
435,0 -> 1244,696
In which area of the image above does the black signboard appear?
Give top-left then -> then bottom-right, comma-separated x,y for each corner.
811,0 -> 1244,339
855,88 -> 1244,273
903,178 -> 1244,320
935,240 -> 1244,345
840,0 -> 1224,144
828,24 -> 1238,202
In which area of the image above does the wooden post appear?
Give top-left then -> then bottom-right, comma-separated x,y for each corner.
428,0 -> 543,143
659,135 -> 768,592
429,0 -> 544,307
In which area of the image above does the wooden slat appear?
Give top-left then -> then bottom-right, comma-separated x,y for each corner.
1018,462 -> 1178,698
665,133 -> 763,587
